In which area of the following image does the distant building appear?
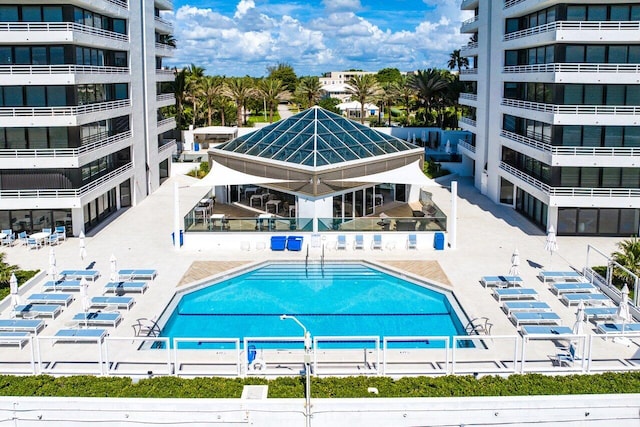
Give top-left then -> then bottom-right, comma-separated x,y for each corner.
336,101 -> 379,120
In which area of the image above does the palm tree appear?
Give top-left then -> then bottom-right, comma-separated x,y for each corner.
345,74 -> 382,124
185,77 -> 204,127
296,76 -> 324,108
447,49 -> 469,74
174,68 -> 188,130
223,77 -> 255,126
397,75 -> 416,120
379,82 -> 400,126
201,76 -> 226,126
256,78 -> 290,123
612,237 -> 640,286
0,253 -> 18,287
408,69 -> 449,126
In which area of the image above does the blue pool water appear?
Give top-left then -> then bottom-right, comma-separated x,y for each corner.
159,263 -> 469,349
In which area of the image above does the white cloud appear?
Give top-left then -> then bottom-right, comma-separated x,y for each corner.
322,0 -> 362,12
234,0 -> 256,19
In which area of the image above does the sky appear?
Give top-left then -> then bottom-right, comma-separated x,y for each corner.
164,0 -> 472,77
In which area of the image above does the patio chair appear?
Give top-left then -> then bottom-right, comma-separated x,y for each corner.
47,234 -> 59,246
354,234 -> 364,250
55,226 -> 66,242
42,228 -> 52,234
407,234 -> 417,249
1,230 -> 14,247
464,317 -> 492,335
17,231 -> 28,246
336,235 -> 347,250
26,238 -> 40,250
372,234 -> 382,250
132,318 -> 161,337
550,343 -> 576,367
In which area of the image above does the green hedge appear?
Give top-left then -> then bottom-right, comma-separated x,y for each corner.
0,269 -> 39,301
0,373 -> 639,398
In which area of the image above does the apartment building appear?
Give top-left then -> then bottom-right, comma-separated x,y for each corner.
0,0 -> 177,236
458,0 -> 640,236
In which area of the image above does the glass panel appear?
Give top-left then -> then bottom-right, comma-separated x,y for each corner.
586,46 -> 605,63
5,128 -> 25,149
14,47 -> 30,64
582,126 -> 601,146
83,10 -> 93,27
560,168 -> 580,186
545,45 -> 554,63
629,46 -> 640,64
46,86 -> 66,107
113,19 -> 126,34
4,86 -> 24,106
48,127 -> 68,148
0,47 -> 12,65
565,45 -> 584,63
608,46 -> 627,63
42,6 -> 63,22
547,7 -> 556,23
621,168 -> 640,187
577,209 -> 598,234
632,6 -> 640,21
50,47 -> 64,65
73,8 -> 83,24
115,83 -> 128,100
563,85 -> 583,104
619,209 -> 639,235
580,168 -> 599,187
505,51 -> 517,66
566,6 -> 586,21
584,85 -> 603,104
625,127 -> 640,147
22,6 -> 42,22
0,6 -> 18,21
604,126 -> 623,147
31,47 -> 46,65
500,178 -> 514,204
602,168 -> 621,187
587,6 -> 607,21
599,209 -> 619,234
606,85 -> 625,105
27,127 -> 48,149
626,85 -> 640,105
562,126 -> 581,145
610,5 -> 630,21
558,208 -> 578,234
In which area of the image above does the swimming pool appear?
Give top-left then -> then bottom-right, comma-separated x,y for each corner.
159,262 -> 470,349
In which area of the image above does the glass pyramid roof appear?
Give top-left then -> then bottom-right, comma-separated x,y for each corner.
216,106 -> 419,168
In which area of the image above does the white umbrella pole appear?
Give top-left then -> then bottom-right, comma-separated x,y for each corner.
173,182 -> 181,250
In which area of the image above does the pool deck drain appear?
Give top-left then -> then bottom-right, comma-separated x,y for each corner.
177,260 -> 451,288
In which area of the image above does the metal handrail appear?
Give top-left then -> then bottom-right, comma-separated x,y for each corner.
457,139 -> 476,154
459,93 -> 477,101
157,117 -> 176,128
155,42 -> 176,51
156,93 -> 175,103
159,139 -> 176,153
0,99 -> 131,118
0,163 -> 133,199
504,20 -> 640,42
461,15 -> 479,26
459,117 -> 477,127
0,131 -> 132,159
0,64 -> 129,75
499,162 -> 551,193
501,98 -> 640,115
0,22 -> 129,43
154,15 -> 173,28
504,0 -> 526,8
503,63 -> 640,74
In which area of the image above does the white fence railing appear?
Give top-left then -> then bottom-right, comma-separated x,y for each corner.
457,139 -> 476,154
504,0 -> 526,8
460,68 -> 478,75
154,16 -> 174,29
0,64 -> 129,75
0,99 -> 131,118
499,162 -> 551,193
504,20 -> 640,42
0,22 -> 129,43
3,331 -> 639,377
503,63 -> 640,74
460,42 -> 478,53
501,98 -> 640,115
0,131 -> 132,159
459,117 -> 477,127
461,15 -> 479,27
156,93 -> 175,103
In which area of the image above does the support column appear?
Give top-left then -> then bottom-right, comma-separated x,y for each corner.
449,181 -> 457,250
173,181 -> 181,250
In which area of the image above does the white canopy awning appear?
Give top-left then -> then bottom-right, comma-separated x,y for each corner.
326,160 -> 438,186
191,160 -> 297,187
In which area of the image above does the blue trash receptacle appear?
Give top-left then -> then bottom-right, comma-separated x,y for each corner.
247,345 -> 257,364
194,142 -> 200,151
171,230 -> 184,247
434,232 -> 445,250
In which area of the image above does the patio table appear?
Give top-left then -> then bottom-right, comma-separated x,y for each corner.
30,231 -> 50,245
250,194 -> 263,207
210,214 -> 226,230
265,199 -> 281,214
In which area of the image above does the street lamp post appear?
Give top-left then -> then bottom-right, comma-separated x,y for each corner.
280,315 -> 311,427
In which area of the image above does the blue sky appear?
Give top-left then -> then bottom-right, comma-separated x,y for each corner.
165,0 -> 471,77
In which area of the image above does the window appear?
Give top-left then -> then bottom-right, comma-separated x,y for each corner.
28,128 -> 47,149
599,209 -> 619,235
565,45 -> 584,63
587,6 -> 607,21
22,6 -> 42,22
32,47 -> 46,65
609,46 -> 627,63
564,85 -> 583,104
578,209 -> 598,234
626,86 -> 640,105
26,86 -> 46,106
50,47 -> 64,65
0,47 -> 12,65
582,126 -> 601,146
626,127 -> 640,147
49,127 -> 68,148
5,128 -> 24,148
567,6 -> 586,21
606,85 -> 625,105
602,168 -> 621,187
114,84 -> 128,100
560,168 -> 579,186
46,86 -> 66,107
0,6 -> 18,21
604,127 -> 623,147
3,86 -> 23,106
42,6 -> 62,22
584,85 -> 603,104
14,47 -> 30,64
113,19 -> 126,34
611,5 -> 630,21
586,46 -> 605,63
561,126 -> 580,146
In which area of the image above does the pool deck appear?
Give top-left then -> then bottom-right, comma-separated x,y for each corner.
1,170 -> 636,377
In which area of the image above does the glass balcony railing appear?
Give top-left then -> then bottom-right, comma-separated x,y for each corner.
318,216 -> 447,233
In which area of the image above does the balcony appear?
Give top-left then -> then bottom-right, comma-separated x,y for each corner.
503,0 -> 526,7
461,0 -> 479,10
157,117 -> 176,134
0,131 -> 133,169
157,139 -> 177,161
0,163 -> 134,210
457,139 -> 476,159
459,116 -> 477,129
155,0 -> 173,11
156,93 -> 175,107
459,93 -> 478,107
500,129 -> 640,167
460,15 -> 479,33
0,99 -> 132,127
503,21 -> 640,45
156,68 -> 175,82
0,64 -> 130,85
0,22 -> 129,50
74,0 -> 128,15
155,42 -> 176,57
154,15 -> 173,33
502,63 -> 640,84
501,98 -> 640,126
460,42 -> 478,56
499,161 -> 640,208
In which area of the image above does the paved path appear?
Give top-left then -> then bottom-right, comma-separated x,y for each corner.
277,103 -> 294,119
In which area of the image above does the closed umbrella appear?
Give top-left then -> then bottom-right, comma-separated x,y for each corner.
444,139 -> 451,154
109,254 -> 118,282
79,230 -> 86,260
421,131 -> 426,145
9,273 -> 19,309
617,284 -> 631,333
544,225 -> 558,268
49,247 -> 58,284
509,249 -> 520,277
80,277 -> 89,327
573,300 -> 586,335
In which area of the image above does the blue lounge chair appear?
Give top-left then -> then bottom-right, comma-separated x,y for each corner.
551,343 -> 577,367
481,275 -> 523,288
502,301 -> 551,315
55,226 -> 66,242
538,270 -> 583,283
493,288 -> 538,302
371,234 -> 382,250
54,328 -> 107,343
13,304 -> 61,319
286,236 -> 303,251
550,282 -> 596,295
407,234 -> 417,249
90,296 -> 134,311
520,325 -> 573,335
42,280 -> 81,292
0,319 -> 45,334
561,293 -> 610,306
583,307 -> 618,321
596,322 -> 640,335
118,269 -> 158,281
27,238 -> 41,250
336,235 -> 347,250
270,236 -> 286,251
510,311 -> 561,327
73,312 -> 122,327
60,270 -> 100,281
104,281 -> 148,294
27,293 -> 74,306
354,234 -> 364,250
0,331 -> 30,348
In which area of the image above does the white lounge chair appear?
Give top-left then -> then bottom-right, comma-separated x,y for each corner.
510,311 -> 561,327
407,234 -> 417,249
481,275 -> 523,288
538,270 -> 584,283
13,304 -> 61,319
371,234 -> 382,250
104,281 -> 148,294
561,293 -> 610,306
583,307 -> 618,322
90,296 -> 135,311
336,235 -> 347,250
596,322 -> 640,335
73,312 -> 122,327
502,301 -> 552,316
493,288 -> 538,302
354,234 -> 364,250
550,282 -> 596,295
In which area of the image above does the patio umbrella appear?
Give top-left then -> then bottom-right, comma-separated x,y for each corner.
544,225 -> 558,268
9,273 -> 19,308
444,139 -> 451,154
109,254 -> 118,282
509,249 -> 520,277
617,284 -> 632,333
573,300 -> 586,335
80,277 -> 89,327
421,131 -> 426,144
79,230 -> 86,260
48,247 -> 58,284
